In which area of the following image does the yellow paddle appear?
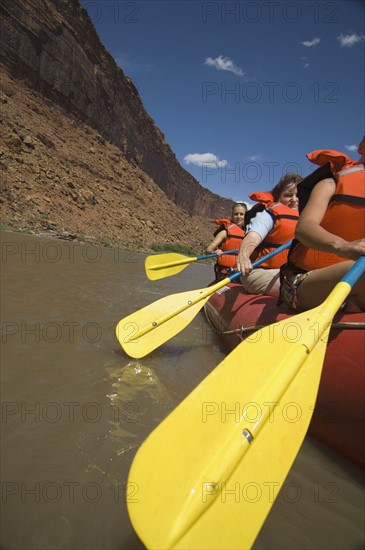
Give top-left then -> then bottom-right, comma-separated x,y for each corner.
116,241 -> 292,358
126,257 -> 364,550
145,249 -> 240,280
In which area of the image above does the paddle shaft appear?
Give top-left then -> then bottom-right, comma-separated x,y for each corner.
148,249 -> 240,272
127,257 -> 365,549
159,256 -> 365,546
342,256 -> 365,286
228,240 -> 293,282
129,240 -> 292,340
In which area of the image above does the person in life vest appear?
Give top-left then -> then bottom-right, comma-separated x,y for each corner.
280,138 -> 365,312
205,202 -> 247,282
236,173 -> 302,297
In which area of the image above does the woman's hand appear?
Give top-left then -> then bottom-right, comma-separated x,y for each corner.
205,229 -> 227,255
236,254 -> 253,275
237,231 -> 263,275
335,238 -> 365,260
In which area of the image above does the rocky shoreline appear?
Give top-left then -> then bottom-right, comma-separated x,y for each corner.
0,0 -> 233,256
0,69 -> 222,256
0,223 -> 192,256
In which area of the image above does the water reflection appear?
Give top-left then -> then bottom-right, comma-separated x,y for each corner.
1,231 -> 364,550
106,360 -> 174,456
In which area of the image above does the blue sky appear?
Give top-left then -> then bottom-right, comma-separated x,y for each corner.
80,0 -> 364,204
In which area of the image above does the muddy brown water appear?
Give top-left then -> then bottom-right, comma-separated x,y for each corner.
1,231 -> 364,550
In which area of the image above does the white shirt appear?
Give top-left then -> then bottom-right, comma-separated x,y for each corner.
246,209 -> 274,241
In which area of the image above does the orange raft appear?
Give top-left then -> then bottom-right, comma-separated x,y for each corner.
204,283 -> 365,469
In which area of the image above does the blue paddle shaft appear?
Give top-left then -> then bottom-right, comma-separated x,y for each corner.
342,256 -> 365,286
228,240 -> 293,282
196,249 -> 239,261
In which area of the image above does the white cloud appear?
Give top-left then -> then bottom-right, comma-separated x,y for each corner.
301,38 -> 320,47
184,153 -> 228,168
345,144 -> 358,152
301,56 -> 309,69
247,155 -> 261,161
337,33 -> 365,47
204,55 -> 244,77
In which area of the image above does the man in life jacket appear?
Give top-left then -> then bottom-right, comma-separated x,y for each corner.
205,202 -> 247,282
236,173 -> 302,297
280,138 -> 365,312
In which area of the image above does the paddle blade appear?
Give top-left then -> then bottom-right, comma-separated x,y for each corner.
145,253 -> 196,280
127,306 -> 331,549
116,288 -> 211,358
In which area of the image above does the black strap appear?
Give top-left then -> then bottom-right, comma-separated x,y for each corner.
329,194 -> 365,206
297,162 -> 334,213
274,213 -> 299,221
213,224 -> 226,237
260,241 -> 282,249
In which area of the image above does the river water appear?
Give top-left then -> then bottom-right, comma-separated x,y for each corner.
1,231 -> 364,550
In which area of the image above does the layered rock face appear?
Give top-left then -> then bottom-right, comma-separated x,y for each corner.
0,0 -> 232,220
0,68 -> 225,252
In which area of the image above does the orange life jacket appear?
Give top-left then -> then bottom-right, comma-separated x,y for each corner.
248,192 -> 299,268
290,151 -> 365,270
307,149 -> 358,171
214,218 -> 245,268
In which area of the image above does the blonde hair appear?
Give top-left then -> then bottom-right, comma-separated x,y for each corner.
231,202 -> 248,215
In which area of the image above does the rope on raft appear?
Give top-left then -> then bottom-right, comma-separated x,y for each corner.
221,321 -> 365,336
204,309 -> 365,337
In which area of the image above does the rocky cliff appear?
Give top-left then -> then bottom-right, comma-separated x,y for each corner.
0,0 -> 233,252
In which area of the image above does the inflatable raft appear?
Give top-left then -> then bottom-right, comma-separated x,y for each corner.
204,283 -> 365,469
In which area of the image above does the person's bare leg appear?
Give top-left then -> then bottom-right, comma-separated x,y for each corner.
296,261 -> 365,311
